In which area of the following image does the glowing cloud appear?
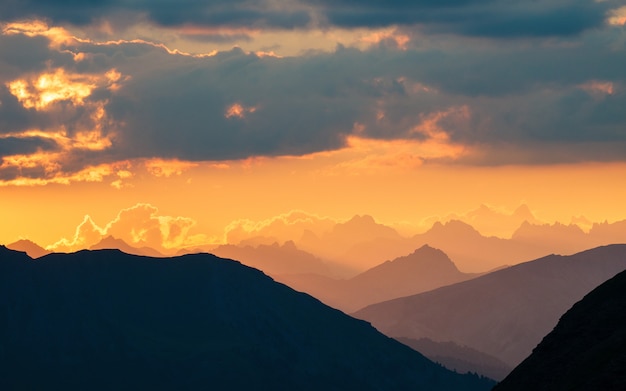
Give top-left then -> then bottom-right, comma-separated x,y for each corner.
2,20 -> 75,48
578,80 -> 615,97
359,28 -> 410,49
50,215 -> 105,252
608,6 -> 626,26
48,204 -> 200,252
6,68 -> 117,110
225,102 -> 257,119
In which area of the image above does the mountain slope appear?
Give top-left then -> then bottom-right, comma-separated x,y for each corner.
494,269 -> 626,390
0,246 -> 494,391
6,239 -> 50,258
277,245 -> 478,312
354,244 -> 626,367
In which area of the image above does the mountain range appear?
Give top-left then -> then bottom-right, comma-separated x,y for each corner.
354,244 -> 626,367
8,213 -> 626,274
0,246 -> 494,390
276,245 -> 480,312
494,268 -> 626,390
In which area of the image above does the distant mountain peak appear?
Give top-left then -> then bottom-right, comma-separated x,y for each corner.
6,239 -> 49,259
393,245 -> 459,271
428,219 -> 480,236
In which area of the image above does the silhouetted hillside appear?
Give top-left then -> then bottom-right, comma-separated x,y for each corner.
0,246 -> 494,391
278,245 -> 479,312
396,337 -> 512,381
6,239 -> 50,258
494,269 -> 626,390
354,245 -> 626,367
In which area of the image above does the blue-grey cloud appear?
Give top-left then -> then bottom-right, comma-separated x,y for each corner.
0,0 -> 619,39
0,136 -> 59,157
307,0 -> 616,37
0,0 -> 311,30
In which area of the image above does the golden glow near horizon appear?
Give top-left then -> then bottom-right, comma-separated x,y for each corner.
2,9 -> 626,271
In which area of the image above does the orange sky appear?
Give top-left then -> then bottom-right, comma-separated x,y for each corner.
1,5 -> 626,254
2,153 -> 626,249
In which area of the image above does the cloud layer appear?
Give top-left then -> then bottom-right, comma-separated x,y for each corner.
1,0 -> 619,38
1,1 -> 626,184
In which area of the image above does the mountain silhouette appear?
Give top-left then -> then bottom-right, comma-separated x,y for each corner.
396,337 -> 512,381
6,239 -> 50,258
89,235 -> 165,257
278,245 -> 479,312
0,246 -> 494,390
494,268 -> 626,390
354,244 -> 626,368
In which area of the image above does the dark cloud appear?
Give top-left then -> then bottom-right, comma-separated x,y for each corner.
87,37 -> 625,164
0,0 -> 311,30
0,0 -> 114,26
307,0 -> 615,37
0,0 -> 618,38
0,136 -> 59,157
0,86 -> 33,134
104,47 -> 365,160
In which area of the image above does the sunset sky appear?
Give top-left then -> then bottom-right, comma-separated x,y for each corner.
1,0 -> 626,252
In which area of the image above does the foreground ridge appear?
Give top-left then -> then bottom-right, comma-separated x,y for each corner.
0,246 -> 494,391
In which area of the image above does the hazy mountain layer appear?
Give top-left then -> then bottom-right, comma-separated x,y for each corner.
277,245 -> 479,312
396,337 -> 512,381
354,244 -> 626,367
0,246 -> 494,391
208,241 -> 336,277
494,269 -> 626,390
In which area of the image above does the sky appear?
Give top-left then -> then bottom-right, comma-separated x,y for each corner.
1,0 -> 626,252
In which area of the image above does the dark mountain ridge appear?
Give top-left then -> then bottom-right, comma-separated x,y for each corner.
0,246 -> 493,391
494,268 -> 626,390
